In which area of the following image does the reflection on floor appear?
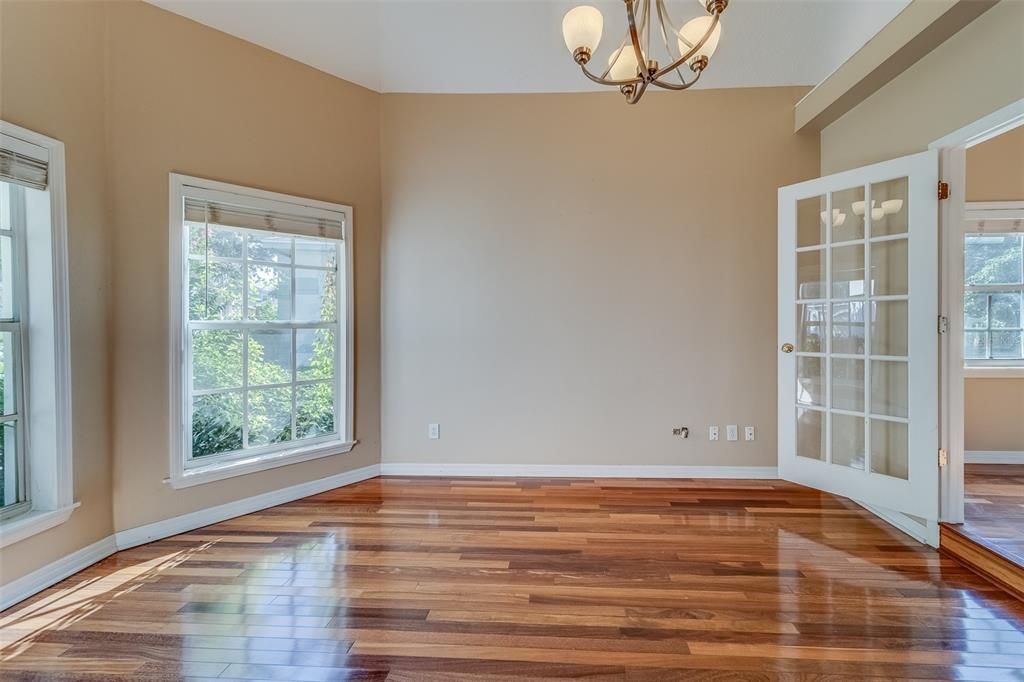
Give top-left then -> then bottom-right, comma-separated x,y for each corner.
963,464 -> 1024,565
3,476 -> 1024,679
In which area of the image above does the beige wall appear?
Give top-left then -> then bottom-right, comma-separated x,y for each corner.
380,88 -> 819,468
0,0 -> 383,583
106,2 -> 382,530
965,379 -> 1024,451
966,124 -> 1024,202
964,126 -> 1024,453
0,0 -> 115,583
821,0 -> 1024,174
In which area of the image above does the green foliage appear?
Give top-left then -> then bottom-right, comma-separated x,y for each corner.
189,228 -> 339,458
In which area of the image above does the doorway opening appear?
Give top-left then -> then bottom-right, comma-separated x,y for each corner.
935,100 -> 1024,577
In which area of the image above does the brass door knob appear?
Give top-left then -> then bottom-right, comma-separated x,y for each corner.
780,343 -> 795,353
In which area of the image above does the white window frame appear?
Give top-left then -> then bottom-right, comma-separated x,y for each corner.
962,201 -> 1024,377
168,174 -> 356,489
0,121 -> 76,549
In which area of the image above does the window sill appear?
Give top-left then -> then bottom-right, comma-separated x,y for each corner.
963,366 -> 1024,379
167,439 -> 357,489
0,503 -> 80,549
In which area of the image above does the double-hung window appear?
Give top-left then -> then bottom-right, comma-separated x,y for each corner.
0,122 -> 74,548
170,175 -> 354,487
964,232 -> 1024,365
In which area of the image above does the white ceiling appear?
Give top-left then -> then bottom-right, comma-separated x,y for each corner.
149,0 -> 910,94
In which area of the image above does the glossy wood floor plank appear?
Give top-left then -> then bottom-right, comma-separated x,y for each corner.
4,476 -> 1024,680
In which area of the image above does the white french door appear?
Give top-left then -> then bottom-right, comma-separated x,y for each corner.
778,150 -> 939,521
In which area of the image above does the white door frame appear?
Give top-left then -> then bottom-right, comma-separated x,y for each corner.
930,98 -> 1024,524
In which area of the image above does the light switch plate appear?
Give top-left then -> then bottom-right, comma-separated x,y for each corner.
709,426 -> 719,441
726,425 -> 738,441
428,423 -> 440,439
744,426 -> 755,441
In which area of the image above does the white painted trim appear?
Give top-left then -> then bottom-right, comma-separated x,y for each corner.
0,120 -> 74,540
964,201 -> 1024,221
0,464 -> 380,612
0,534 -> 117,612
118,463 -> 379,550
963,366 -> 1024,378
965,450 -> 1024,464
167,173 -> 356,486
857,501 -> 939,547
380,463 -> 780,479
934,98 -> 1024,525
0,503 -> 79,549
167,440 -> 357,489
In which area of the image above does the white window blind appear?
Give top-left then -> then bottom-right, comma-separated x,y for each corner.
0,148 -> 47,191
184,197 -> 344,241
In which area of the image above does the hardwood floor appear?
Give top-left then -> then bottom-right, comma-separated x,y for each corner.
963,464 -> 1024,565
4,476 -> 1024,680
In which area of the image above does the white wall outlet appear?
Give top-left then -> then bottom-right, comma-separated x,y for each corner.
428,423 -> 440,440
709,426 -> 719,441
726,424 -> 738,441
744,426 -> 755,441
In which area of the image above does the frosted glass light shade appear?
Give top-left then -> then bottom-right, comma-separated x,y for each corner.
608,46 -> 640,81
819,209 -> 846,227
871,207 -> 885,221
882,199 -> 903,215
678,15 -> 722,63
562,6 -> 604,54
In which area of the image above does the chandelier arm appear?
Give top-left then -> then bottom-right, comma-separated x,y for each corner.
580,63 -> 642,87
651,11 -> 719,81
624,0 -> 647,77
654,0 -> 688,84
627,80 -> 649,104
650,67 -> 703,91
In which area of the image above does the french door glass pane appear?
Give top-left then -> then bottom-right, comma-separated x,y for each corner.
870,178 -> 908,236
831,186 -> 865,242
871,360 -> 908,418
831,301 -> 865,354
797,303 -> 826,352
832,414 -> 866,470
192,391 -> 244,457
192,330 -> 243,391
870,239 -> 908,296
870,300 -> 908,357
796,408 -> 825,461
797,356 -> 825,407
797,196 -> 826,248
832,245 -> 865,298
870,419 -> 908,479
797,250 -> 827,299
832,358 -> 865,412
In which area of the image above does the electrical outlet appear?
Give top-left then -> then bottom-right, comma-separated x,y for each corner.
744,426 -> 755,441
428,423 -> 440,439
726,425 -> 738,441
709,426 -> 719,441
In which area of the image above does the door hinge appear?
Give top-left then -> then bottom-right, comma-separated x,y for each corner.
938,449 -> 948,468
937,315 -> 948,334
938,181 -> 950,200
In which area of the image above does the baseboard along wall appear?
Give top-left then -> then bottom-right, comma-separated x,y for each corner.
379,463 -> 780,478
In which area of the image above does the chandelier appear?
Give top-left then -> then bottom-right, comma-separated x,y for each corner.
561,0 -> 727,104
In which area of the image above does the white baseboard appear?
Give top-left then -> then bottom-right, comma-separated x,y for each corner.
0,463 -> 380,612
965,450 -> 1024,464
0,535 -> 118,612
380,463 -> 780,479
114,463 -> 381,550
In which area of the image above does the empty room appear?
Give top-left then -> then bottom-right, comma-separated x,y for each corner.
1,0 -> 1023,679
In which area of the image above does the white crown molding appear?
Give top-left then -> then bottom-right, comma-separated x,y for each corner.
380,463 -> 779,479
965,451 -> 1024,465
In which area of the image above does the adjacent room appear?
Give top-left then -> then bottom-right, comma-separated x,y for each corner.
1,0 -> 1023,678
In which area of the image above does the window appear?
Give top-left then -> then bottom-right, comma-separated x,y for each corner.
0,122 -> 74,548
964,232 -> 1024,365
170,175 -> 354,487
